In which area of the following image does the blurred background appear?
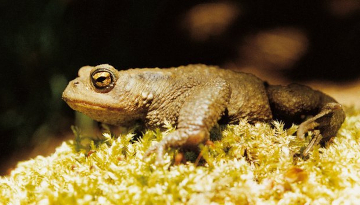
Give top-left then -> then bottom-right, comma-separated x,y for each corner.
1,0 -> 360,175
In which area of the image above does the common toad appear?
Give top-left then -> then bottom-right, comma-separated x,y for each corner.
62,64 -> 345,163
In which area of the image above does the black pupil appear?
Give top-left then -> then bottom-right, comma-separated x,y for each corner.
97,76 -> 107,83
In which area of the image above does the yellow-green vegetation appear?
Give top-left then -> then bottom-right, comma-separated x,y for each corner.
1,108 -> 360,204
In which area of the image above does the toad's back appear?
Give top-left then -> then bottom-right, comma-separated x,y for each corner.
164,65 -> 273,123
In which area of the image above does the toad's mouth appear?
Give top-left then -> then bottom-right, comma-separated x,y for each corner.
62,98 -> 124,112
62,96 -> 138,126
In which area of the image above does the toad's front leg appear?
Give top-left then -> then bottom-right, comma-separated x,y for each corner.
144,78 -> 231,164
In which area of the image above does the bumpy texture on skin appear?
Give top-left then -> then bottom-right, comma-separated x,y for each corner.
62,64 -> 345,161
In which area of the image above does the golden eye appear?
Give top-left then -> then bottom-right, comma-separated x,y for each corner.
90,68 -> 116,92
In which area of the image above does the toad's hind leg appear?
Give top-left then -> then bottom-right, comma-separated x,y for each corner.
266,83 -> 345,157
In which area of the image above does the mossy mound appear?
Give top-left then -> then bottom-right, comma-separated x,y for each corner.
1,108 -> 360,204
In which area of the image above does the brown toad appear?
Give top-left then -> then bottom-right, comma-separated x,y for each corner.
62,64 -> 345,163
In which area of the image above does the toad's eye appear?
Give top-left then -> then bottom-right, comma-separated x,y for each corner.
90,68 -> 116,92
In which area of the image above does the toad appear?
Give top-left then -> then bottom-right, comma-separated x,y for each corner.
62,64 -> 345,163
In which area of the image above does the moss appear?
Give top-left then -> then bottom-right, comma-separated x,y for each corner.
1,107 -> 360,204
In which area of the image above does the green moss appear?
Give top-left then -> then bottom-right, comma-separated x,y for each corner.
1,108 -> 360,204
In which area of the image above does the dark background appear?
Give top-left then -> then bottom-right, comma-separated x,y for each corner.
1,0 -> 359,175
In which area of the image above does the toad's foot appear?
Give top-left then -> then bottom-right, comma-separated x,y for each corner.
144,140 -> 167,165
144,130 -> 208,165
297,102 -> 344,157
